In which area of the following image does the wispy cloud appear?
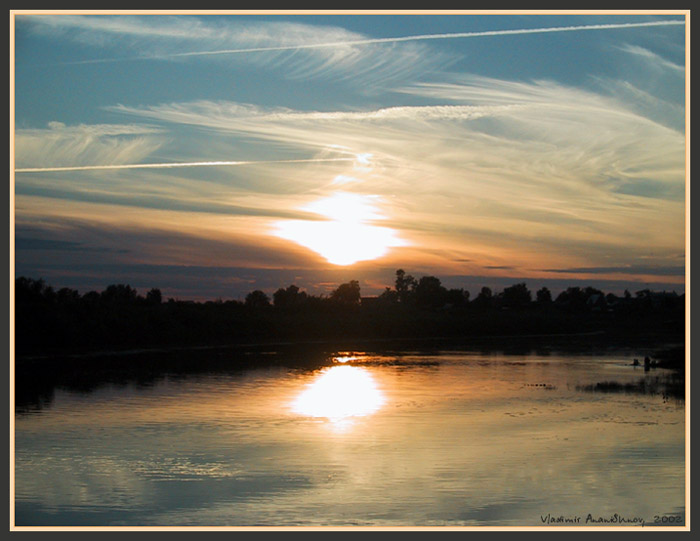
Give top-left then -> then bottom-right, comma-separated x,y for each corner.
15,236 -> 128,254
113,75 -> 685,194
22,15 -> 454,85
107,73 -> 684,273
14,14 -> 686,297
26,15 -> 684,61
14,197 -> 325,271
14,122 -> 167,169
538,265 -> 685,276
22,16 -> 684,89
617,43 -> 685,73
137,19 -> 687,58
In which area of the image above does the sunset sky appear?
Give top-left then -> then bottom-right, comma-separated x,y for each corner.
11,11 -> 688,300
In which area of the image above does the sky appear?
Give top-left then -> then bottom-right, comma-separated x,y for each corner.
11,11 -> 688,301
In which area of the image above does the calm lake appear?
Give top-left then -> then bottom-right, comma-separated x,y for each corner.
14,343 -> 686,528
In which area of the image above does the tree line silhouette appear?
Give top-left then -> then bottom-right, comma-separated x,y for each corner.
14,269 -> 684,357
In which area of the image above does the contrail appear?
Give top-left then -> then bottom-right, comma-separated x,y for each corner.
59,19 -> 685,65
170,20 -> 686,58
14,157 -> 354,173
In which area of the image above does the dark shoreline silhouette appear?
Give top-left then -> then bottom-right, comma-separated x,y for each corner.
577,375 -> 685,401
14,270 -> 685,413
14,271 -> 685,360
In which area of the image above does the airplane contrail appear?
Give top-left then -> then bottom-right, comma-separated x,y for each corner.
14,157 -> 355,173
169,20 -> 686,58
57,19 -> 685,65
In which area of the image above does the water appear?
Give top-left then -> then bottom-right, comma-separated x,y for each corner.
13,346 -> 686,528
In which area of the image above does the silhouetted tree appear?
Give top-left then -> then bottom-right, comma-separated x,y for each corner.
536,287 -> 552,305
15,277 -> 46,301
16,277 -> 62,306
42,284 -> 56,303
245,290 -> 271,310
273,284 -> 307,309
101,284 -> 138,305
473,286 -> 493,309
13,270 -> 686,358
583,287 -> 606,311
81,291 -> 101,306
501,282 -> 532,309
634,289 -> 654,311
378,286 -> 399,304
583,286 -> 604,298
330,280 -> 361,305
146,288 -> 163,305
414,275 -> 448,309
394,269 -> 417,304
445,288 -> 469,308
555,287 -> 587,311
56,287 -> 81,305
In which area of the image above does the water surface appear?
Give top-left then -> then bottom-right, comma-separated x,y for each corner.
14,347 -> 686,528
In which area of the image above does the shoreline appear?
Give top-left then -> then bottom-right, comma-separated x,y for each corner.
14,330 -> 609,361
14,331 -> 682,362
14,331 -> 685,414
14,329 -> 684,364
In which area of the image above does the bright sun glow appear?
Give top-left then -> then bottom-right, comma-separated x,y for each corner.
274,192 -> 406,265
333,355 -> 358,363
291,365 -> 385,428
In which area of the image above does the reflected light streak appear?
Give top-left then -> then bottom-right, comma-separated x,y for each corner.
291,366 -> 385,429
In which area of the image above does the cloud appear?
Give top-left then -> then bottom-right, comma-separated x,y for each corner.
21,15 -> 455,86
617,43 -> 685,74
112,74 -> 685,197
103,72 -> 685,275
14,183 -> 329,222
25,15 -> 684,62
577,40 -> 686,133
15,236 -> 128,254
13,205 -> 325,272
22,14 -> 217,43
20,15 -> 685,93
159,19 -> 686,57
13,14 -> 687,301
14,122 -> 167,169
16,70 -> 685,282
537,265 -> 685,277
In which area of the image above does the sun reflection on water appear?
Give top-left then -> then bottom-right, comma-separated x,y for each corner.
291,365 -> 385,430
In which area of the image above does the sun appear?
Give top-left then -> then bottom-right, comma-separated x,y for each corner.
273,192 -> 406,265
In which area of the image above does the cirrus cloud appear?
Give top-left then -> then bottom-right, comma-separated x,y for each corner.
14,121 -> 167,169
